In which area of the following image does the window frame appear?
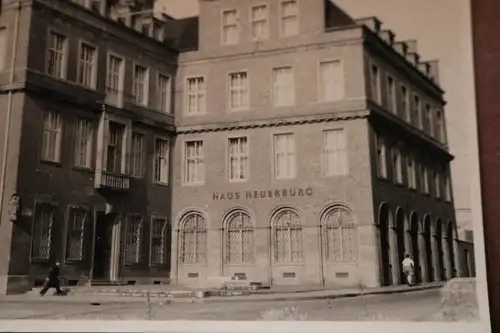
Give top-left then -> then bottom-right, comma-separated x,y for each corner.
40,110 -> 63,164
124,213 -> 144,266
221,8 -> 240,45
184,75 -> 207,116
46,28 -> 68,80
272,132 -> 297,180
321,127 -> 349,177
105,52 -> 125,108
76,40 -> 98,90
227,70 -> 250,111
130,131 -> 145,178
149,215 -> 170,267
64,205 -> 89,263
30,201 -> 57,263
132,63 -> 150,107
272,66 -> 295,107
157,72 -> 172,113
317,59 -> 345,103
183,139 -> 205,186
227,135 -> 250,182
250,3 -> 270,41
73,117 -> 94,169
279,0 -> 299,37
153,136 -> 171,185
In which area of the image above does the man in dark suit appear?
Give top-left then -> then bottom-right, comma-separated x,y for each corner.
40,260 -> 63,296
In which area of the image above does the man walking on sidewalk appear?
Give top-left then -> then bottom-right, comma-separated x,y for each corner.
402,254 -> 415,286
40,260 -> 64,296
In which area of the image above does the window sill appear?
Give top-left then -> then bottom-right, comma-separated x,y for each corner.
73,166 -> 93,173
274,177 -> 297,181
227,107 -> 250,113
229,179 -> 249,184
183,111 -> 207,117
149,263 -> 169,268
182,182 -> 205,187
40,159 -> 62,167
179,263 -> 207,267
223,263 -> 256,267
153,181 -> 170,187
272,263 -> 306,267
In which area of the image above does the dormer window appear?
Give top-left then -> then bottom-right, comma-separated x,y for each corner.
142,23 -> 152,36
153,24 -> 164,41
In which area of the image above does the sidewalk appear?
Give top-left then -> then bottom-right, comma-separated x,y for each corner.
0,282 -> 444,305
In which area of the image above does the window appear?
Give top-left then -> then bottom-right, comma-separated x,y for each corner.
322,206 -> 357,262
125,215 -> 143,265
77,43 -> 97,89
228,137 -> 248,181
274,133 -> 296,179
185,77 -> 206,115
74,118 -> 93,168
130,132 -> 144,177
436,110 -> 446,143
47,31 -> 67,79
434,168 -> 441,198
228,72 -> 249,110
376,135 -> 387,178
273,209 -> 302,264
280,0 -> 299,37
444,168 -> 452,201
222,9 -> 239,45
370,64 -> 381,103
41,111 -> 62,162
424,103 -> 432,135
184,140 -> 204,184
323,129 -> 348,176
319,60 -> 344,102
392,144 -> 403,184
180,212 -> 207,264
225,211 -> 253,264
422,163 -> 430,194
251,4 -> 269,40
32,202 -> 56,261
65,206 -> 87,261
273,67 -> 294,106
150,217 -> 169,266
157,74 -> 171,113
407,154 -> 417,189
386,75 -> 397,112
133,65 -> 149,106
400,85 -> 410,121
412,94 -> 421,128
153,25 -> 164,41
0,27 -> 7,71
106,122 -> 124,174
106,54 -> 124,107
154,138 -> 170,184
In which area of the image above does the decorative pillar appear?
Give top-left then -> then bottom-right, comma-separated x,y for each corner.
418,230 -> 428,283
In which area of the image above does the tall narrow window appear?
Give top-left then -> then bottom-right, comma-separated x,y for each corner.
444,167 -> 452,201
47,31 -> 67,79
125,215 -> 143,265
251,4 -> 269,40
400,85 -> 410,121
185,77 -> 206,115
280,0 -> 299,37
371,64 -> 381,104
434,168 -> 441,198
0,28 -> 7,71
154,138 -> 170,184
273,209 -> 302,264
228,137 -> 248,181
77,43 -> 97,89
130,132 -> 144,178
392,144 -> 403,184
407,154 -> 417,189
274,133 -> 296,179
376,135 -> 387,179
133,65 -> 149,106
436,110 -> 446,143
41,111 -> 62,162
322,206 -> 357,262
184,140 -> 204,184
222,9 -> 239,45
106,122 -> 123,174
422,163 -> 430,194
273,67 -> 294,106
65,206 -> 87,261
228,72 -> 249,110
386,75 -> 397,112
226,211 -> 254,264
412,94 -> 421,128
106,54 -> 124,107
424,103 -> 432,134
74,118 -> 93,168
150,217 -> 169,266
323,129 -> 348,176
180,212 -> 207,264
32,202 -> 56,261
157,74 -> 171,113
319,60 -> 344,102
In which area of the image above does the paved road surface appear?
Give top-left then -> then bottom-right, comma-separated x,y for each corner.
0,289 -> 442,321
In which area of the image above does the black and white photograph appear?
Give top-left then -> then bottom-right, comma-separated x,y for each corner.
0,0 -> 491,331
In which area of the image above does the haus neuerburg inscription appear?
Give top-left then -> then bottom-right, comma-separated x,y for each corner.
211,188 -> 313,201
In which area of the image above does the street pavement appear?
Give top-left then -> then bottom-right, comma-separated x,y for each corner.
0,289 -> 443,321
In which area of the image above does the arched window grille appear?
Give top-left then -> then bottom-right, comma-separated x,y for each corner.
273,209 -> 303,264
225,211 -> 253,264
322,206 -> 357,262
180,212 -> 207,264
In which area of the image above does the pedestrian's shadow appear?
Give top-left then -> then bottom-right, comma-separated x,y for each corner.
53,288 -> 70,296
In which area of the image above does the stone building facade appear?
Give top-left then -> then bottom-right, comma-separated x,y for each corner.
0,0 -> 474,294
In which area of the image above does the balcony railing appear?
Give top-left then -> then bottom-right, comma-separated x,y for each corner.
95,170 -> 130,190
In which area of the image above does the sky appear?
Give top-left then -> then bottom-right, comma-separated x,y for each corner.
156,0 -> 476,229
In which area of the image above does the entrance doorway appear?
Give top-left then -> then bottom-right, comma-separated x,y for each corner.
92,211 -> 118,281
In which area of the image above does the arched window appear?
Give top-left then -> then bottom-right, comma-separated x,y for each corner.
225,211 -> 253,264
322,206 -> 357,262
273,209 -> 303,264
179,212 -> 207,264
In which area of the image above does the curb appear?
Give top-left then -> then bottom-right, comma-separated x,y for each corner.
0,283 -> 444,305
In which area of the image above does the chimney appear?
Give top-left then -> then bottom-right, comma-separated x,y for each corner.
393,42 -> 408,57
406,53 -> 420,67
423,60 -> 440,84
355,17 -> 382,33
379,30 -> 395,45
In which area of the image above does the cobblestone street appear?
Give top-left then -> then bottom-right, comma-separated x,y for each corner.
0,289 -> 443,321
